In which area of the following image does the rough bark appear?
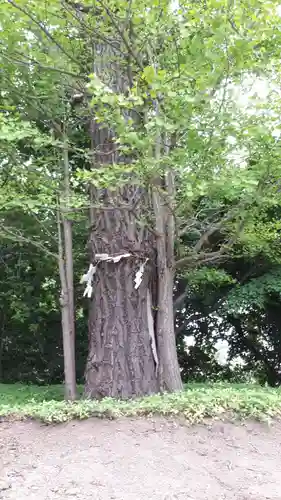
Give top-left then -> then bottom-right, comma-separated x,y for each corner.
84,36 -> 162,397
83,13 -> 181,398
84,154 -> 182,397
84,202 -> 160,398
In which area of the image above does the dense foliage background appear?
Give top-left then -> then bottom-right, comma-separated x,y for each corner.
2,0 -> 281,388
2,230 -> 281,386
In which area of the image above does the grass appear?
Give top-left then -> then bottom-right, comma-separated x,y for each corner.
1,382 -> 281,424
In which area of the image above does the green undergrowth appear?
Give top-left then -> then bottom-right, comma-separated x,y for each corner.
1,382 -> 281,424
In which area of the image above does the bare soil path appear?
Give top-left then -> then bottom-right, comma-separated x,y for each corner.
1,418 -> 281,499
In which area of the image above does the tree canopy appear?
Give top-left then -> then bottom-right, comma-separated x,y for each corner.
1,0 -> 281,395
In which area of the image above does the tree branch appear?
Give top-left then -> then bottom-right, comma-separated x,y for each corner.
96,0 -> 144,70
193,208 -> 239,252
1,51 -> 84,79
175,314 -> 200,336
0,226 -> 58,260
174,250 -> 227,270
64,0 -> 97,13
173,291 -> 187,313
7,0 -> 80,67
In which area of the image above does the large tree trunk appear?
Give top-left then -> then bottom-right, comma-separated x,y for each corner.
84,204 -> 160,398
83,17 -> 182,398
84,182 -> 182,397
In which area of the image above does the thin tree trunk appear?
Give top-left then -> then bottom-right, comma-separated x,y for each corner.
57,203 -> 77,400
56,134 -> 76,400
62,217 -> 75,354
62,136 -> 76,384
151,119 -> 182,392
152,188 -> 183,392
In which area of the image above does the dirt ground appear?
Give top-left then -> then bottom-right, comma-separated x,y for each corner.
1,418 -> 281,500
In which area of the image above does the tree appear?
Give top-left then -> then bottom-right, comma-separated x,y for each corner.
174,190 -> 281,386
0,103 -> 78,399
0,210 -> 88,385
1,0 -> 281,398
